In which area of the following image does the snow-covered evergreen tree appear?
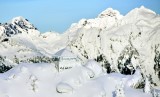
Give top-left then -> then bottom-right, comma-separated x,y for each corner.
144,76 -> 151,94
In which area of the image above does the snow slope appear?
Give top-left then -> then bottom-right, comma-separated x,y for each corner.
0,62 -> 152,97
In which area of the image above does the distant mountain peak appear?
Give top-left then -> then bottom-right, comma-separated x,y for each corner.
139,6 -> 156,14
126,6 -> 156,17
10,16 -> 36,30
11,16 -> 27,22
10,16 -> 29,26
98,8 -> 123,18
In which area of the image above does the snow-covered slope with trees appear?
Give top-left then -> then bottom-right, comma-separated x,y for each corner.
67,6 -> 160,86
0,17 -> 63,65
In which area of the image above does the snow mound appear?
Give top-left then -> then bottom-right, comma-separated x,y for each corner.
56,82 -> 73,93
59,66 -> 94,86
0,62 -> 153,97
127,69 -> 143,88
85,60 -> 103,77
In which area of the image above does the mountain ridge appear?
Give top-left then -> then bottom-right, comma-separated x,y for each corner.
0,6 -> 160,86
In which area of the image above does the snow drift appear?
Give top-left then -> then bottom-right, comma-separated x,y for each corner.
0,63 -> 152,97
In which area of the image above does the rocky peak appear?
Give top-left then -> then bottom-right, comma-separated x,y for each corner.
10,16 -> 36,30
98,8 -> 123,19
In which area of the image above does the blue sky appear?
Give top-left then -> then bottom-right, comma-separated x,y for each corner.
0,0 -> 160,33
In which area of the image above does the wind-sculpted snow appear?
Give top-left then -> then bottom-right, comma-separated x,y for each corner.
0,63 -> 152,97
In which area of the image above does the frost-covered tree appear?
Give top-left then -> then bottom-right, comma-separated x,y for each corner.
14,55 -> 19,64
115,81 -> 125,97
144,76 -> 151,94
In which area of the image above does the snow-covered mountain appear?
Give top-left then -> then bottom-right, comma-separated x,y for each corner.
66,6 -> 160,86
0,17 -> 60,64
0,6 -> 160,89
